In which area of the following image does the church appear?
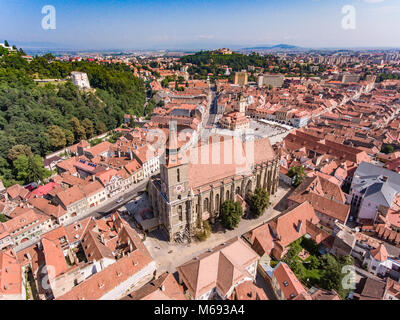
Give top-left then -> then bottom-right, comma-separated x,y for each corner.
148,125 -> 280,242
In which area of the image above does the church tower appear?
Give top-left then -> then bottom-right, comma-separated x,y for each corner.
160,120 -> 189,203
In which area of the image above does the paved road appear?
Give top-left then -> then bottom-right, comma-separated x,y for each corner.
67,179 -> 149,224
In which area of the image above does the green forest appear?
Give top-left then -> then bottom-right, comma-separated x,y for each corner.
180,51 -> 277,71
0,46 -> 146,187
180,51 -> 321,80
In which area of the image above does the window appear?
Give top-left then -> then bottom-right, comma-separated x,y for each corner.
283,281 -> 289,287
177,169 -> 180,182
290,293 -> 295,298
178,206 -> 183,221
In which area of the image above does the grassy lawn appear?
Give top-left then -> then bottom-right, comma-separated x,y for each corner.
283,236 -> 353,299
287,237 -> 323,286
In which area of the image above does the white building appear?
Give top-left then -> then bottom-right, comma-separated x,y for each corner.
71,72 -> 91,89
349,162 -> 400,222
363,244 -> 400,279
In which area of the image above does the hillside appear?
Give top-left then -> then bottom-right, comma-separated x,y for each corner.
0,48 -> 146,187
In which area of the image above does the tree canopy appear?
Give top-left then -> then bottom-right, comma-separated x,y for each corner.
0,47 -> 146,187
288,165 -> 306,187
248,187 -> 270,217
220,200 -> 243,229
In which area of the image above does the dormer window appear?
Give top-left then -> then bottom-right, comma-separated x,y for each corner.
283,281 -> 289,287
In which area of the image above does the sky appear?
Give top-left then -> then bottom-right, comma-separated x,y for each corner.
0,0 -> 399,50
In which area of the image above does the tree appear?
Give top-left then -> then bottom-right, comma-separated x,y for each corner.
8,145 -> 33,162
197,220 -> 212,241
288,165 -> 306,187
82,118 -> 94,138
64,129 -> 75,146
381,144 -> 395,154
149,61 -> 159,68
220,200 -> 243,229
248,188 -> 270,217
69,117 -> 86,141
129,117 -> 136,128
96,121 -> 107,134
47,125 -> 66,149
13,155 -> 51,184
161,78 -> 169,88
4,40 -> 9,47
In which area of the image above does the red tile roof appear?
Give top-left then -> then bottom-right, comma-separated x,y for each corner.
273,262 -> 307,300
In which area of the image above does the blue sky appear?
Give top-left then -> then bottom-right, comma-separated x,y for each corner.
0,0 -> 399,50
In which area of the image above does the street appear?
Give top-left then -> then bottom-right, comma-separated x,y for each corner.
67,179 -> 149,224
14,178 -> 149,252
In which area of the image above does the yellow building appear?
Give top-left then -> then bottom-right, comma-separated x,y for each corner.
234,71 -> 248,86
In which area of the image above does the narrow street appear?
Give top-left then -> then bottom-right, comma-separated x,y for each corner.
15,179 -> 149,252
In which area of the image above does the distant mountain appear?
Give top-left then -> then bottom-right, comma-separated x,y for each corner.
241,44 -> 302,51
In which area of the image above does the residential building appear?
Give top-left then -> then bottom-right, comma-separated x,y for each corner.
267,262 -> 307,300
350,162 -> 400,223
176,237 -> 259,300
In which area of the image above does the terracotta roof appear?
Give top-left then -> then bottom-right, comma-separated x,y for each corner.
122,272 -> 186,300
6,184 -> 30,200
56,248 -> 154,300
272,262 -> 306,300
3,209 -> 49,235
370,243 -> 388,262
249,201 -> 319,257
183,136 -> 276,189
56,185 -> 86,207
41,238 -> 69,280
230,280 -> 268,300
81,229 -> 115,262
64,217 -> 96,244
289,176 -> 350,223
354,277 -> 386,300
0,250 -> 22,295
177,237 -> 259,299
28,197 -> 66,218
85,141 -> 112,157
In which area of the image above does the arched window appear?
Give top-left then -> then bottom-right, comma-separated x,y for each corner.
203,198 -> 209,212
215,194 -> 220,212
178,205 -> 183,221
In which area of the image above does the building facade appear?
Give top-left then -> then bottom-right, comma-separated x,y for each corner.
149,135 -> 279,242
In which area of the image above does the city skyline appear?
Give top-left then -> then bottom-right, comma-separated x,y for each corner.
1,0 -> 400,50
